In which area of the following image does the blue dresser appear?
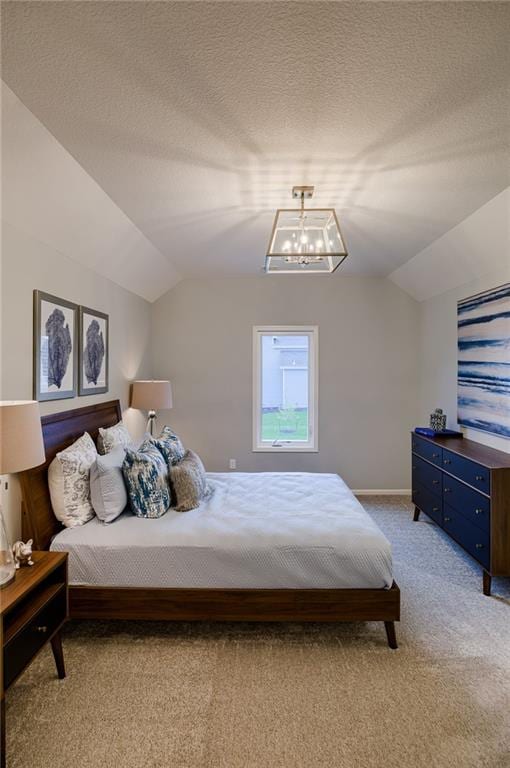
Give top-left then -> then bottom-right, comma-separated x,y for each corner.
411,433 -> 510,595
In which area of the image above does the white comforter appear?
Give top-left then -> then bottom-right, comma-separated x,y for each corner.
51,472 -> 393,589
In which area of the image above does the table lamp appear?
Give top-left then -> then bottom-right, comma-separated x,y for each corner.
131,380 -> 173,436
0,401 -> 45,587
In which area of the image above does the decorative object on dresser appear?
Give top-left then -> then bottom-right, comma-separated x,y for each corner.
0,510 -> 15,589
78,306 -> 109,396
18,399 -> 400,649
429,408 -> 447,432
131,380 -> 173,436
411,432 -> 510,595
0,400 -> 46,588
12,539 -> 34,569
33,290 -> 78,401
0,551 -> 68,768
457,282 -> 510,439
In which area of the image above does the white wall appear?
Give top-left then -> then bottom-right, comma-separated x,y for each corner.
151,276 -> 420,490
0,86 -> 154,542
389,188 -> 510,302
1,82 -> 180,302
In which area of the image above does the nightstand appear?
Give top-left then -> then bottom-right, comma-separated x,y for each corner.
1,551 -> 68,768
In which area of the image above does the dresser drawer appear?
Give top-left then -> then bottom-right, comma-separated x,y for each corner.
442,449 -> 490,494
3,584 -> 66,689
442,476 -> 490,532
412,482 -> 442,526
443,505 -> 490,569
411,435 -> 442,467
412,455 -> 442,498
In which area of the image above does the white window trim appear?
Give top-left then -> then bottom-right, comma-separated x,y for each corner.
252,325 -> 318,453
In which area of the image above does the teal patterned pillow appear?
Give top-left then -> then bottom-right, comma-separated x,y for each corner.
151,426 -> 186,466
122,440 -> 171,518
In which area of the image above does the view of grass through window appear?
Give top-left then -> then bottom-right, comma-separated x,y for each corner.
261,408 -> 309,441
260,334 -> 310,442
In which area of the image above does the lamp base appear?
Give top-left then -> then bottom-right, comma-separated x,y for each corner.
147,410 -> 157,437
0,570 -> 15,589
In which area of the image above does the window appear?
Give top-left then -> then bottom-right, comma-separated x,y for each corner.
253,326 -> 318,452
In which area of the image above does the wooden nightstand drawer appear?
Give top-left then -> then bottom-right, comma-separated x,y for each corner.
3,583 -> 67,689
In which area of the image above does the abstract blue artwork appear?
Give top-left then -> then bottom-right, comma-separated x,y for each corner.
46,308 -> 72,388
458,283 -> 510,438
34,290 -> 78,401
84,319 -> 105,385
79,306 -> 109,396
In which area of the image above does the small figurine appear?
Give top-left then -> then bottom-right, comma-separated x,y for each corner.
12,539 -> 34,569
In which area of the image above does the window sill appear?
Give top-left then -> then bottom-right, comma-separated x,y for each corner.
252,445 -> 318,453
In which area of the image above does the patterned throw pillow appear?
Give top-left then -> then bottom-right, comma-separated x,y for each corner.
169,449 -> 213,512
98,420 -> 133,455
48,432 -> 97,527
151,425 -> 186,466
122,439 -> 171,518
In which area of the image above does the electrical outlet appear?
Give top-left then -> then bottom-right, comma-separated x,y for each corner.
229,459 -> 237,470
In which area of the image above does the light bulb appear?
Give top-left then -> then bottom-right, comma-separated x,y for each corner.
283,240 -> 291,251
300,234 -> 308,244
316,239 -> 323,251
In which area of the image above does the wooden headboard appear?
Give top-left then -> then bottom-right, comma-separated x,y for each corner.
19,399 -> 122,550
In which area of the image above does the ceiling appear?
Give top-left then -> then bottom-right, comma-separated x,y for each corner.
1,1 -> 509,296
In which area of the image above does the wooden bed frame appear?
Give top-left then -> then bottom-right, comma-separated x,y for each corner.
19,400 -> 400,648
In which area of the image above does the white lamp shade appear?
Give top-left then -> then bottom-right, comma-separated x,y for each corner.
131,380 -> 173,411
0,401 -> 46,474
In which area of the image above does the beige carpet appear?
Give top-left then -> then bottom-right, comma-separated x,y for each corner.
6,497 -> 510,768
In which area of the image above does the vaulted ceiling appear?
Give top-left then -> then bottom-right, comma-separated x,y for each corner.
1,1 -> 509,297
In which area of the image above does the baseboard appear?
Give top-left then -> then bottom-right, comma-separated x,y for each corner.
353,489 -> 411,495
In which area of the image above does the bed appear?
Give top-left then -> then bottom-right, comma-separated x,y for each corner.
19,400 -> 400,648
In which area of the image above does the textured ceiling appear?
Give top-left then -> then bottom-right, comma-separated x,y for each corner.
1,1 -> 509,295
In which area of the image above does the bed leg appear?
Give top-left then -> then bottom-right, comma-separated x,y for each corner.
483,570 -> 492,597
384,621 -> 398,649
413,506 -> 420,522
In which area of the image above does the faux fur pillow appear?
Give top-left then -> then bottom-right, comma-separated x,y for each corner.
169,450 -> 212,512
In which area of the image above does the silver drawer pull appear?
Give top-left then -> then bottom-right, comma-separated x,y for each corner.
432,453 -> 439,458
475,509 -> 483,515
444,516 -> 451,522
475,475 -> 484,481
432,480 -> 439,485
432,507 -> 440,513
34,625 -> 48,634
475,544 -> 484,550
444,487 -> 451,493
444,459 -> 451,465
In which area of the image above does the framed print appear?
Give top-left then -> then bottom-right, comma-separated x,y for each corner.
458,282 -> 510,438
79,306 -> 109,396
33,290 -> 78,401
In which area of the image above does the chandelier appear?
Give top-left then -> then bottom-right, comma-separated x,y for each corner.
265,186 -> 348,274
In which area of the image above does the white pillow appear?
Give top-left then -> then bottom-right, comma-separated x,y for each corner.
90,447 -> 128,523
48,432 -> 97,527
98,420 -> 133,455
